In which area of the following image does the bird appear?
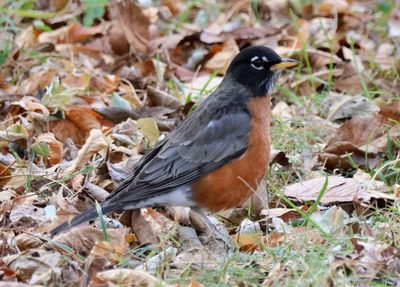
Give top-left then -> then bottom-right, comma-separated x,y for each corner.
51,46 -> 299,237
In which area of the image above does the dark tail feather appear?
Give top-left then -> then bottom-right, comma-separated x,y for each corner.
50,203 -> 119,236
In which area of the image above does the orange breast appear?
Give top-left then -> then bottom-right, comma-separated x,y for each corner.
192,96 -> 271,212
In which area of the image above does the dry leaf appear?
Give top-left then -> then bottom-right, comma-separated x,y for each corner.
317,0 -> 350,16
50,226 -> 129,256
320,115 -> 386,169
0,162 -> 12,188
130,208 -> 175,244
49,118 -> 86,145
66,129 -> 108,173
232,233 -> 262,251
16,70 -> 57,96
332,63 -> 364,94
14,233 -> 42,250
137,118 -> 160,148
3,249 -> 62,285
89,228 -> 129,262
147,86 -> 182,110
34,133 -> 63,166
310,206 -> 349,235
108,0 -> 151,54
64,105 -> 103,139
205,39 -> 239,73
284,176 -> 395,204
12,97 -> 50,121
379,101 -> 400,122
328,95 -> 380,121
62,73 -> 91,90
38,22 -> 103,45
135,246 -> 177,274
94,269 -> 159,286
261,208 -> 302,223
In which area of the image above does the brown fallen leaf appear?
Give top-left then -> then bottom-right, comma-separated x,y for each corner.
66,129 -> 108,173
38,22 -> 104,45
379,101 -> 400,122
188,280 -> 206,287
264,227 -> 323,249
108,0 -> 152,55
0,162 -> 12,188
332,63 -> 364,95
2,249 -> 62,285
64,105 -> 103,139
90,74 -> 120,93
34,133 -> 63,166
14,233 -> 43,251
11,97 -> 50,121
147,86 -> 182,110
130,208 -> 175,245
284,176 -> 395,204
339,238 -> 400,280
261,208 -> 302,223
62,72 -> 91,90
93,269 -> 159,287
49,118 -> 86,145
328,95 -> 380,121
317,0 -> 351,16
15,26 -> 40,49
49,226 -> 129,256
205,38 -> 239,73
89,228 -> 129,262
15,69 -> 57,96
320,115 -> 386,169
232,233 -> 262,252
307,48 -> 344,70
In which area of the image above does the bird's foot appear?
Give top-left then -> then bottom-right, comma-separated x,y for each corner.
189,208 -> 234,253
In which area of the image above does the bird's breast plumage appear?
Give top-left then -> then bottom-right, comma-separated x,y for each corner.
191,96 -> 271,211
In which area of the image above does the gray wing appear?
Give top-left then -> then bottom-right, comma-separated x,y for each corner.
107,97 -> 251,203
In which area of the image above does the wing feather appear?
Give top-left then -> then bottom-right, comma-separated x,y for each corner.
107,93 -> 251,204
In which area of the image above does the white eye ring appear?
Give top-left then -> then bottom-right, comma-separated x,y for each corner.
251,56 -> 264,70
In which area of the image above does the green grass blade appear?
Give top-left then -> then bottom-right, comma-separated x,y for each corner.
95,201 -> 110,242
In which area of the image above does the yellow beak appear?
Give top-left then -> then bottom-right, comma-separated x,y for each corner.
271,58 -> 300,71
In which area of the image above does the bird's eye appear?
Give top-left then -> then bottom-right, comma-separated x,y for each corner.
250,57 -> 264,70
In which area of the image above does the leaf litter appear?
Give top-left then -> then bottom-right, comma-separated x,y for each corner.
0,0 -> 399,286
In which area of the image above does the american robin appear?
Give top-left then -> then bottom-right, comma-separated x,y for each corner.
51,46 -> 299,236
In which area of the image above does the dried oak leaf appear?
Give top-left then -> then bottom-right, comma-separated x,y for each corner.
34,133 -> 63,166
65,105 -> 103,138
320,115 -> 385,170
94,269 -> 159,286
379,101 -> 400,122
49,226 -> 129,257
284,176 -> 395,204
38,22 -> 103,45
3,249 -> 62,285
14,233 -> 43,251
49,118 -> 85,145
130,208 -> 175,245
205,38 -> 239,73
16,69 -> 57,96
108,0 -> 151,55
0,162 -> 11,188
66,129 -> 108,173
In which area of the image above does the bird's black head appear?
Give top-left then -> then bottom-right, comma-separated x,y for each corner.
225,46 -> 299,97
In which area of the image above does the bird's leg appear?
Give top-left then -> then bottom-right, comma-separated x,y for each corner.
189,207 -> 234,252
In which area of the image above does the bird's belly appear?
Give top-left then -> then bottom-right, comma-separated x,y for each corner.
128,185 -> 196,209
192,97 -> 271,212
